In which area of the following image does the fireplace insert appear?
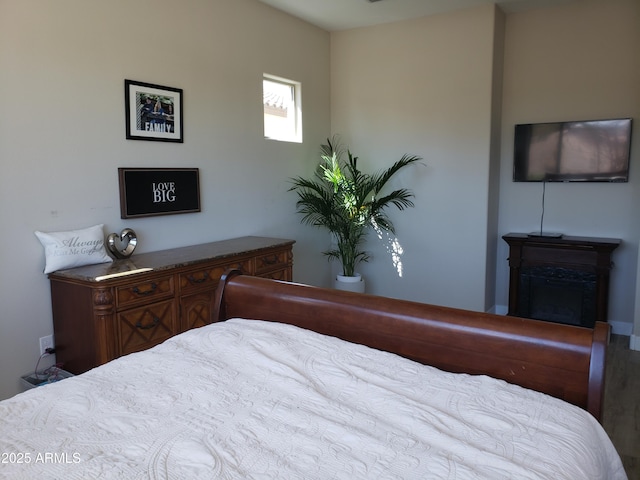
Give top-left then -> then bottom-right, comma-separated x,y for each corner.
517,266 -> 597,328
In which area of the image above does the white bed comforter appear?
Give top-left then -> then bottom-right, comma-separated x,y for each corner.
0,319 -> 627,480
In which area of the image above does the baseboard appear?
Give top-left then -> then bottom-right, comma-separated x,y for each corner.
630,334 -> 640,352
491,304 -> 508,315
608,320 -> 633,337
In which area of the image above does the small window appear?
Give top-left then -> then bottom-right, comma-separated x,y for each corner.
263,74 -> 302,143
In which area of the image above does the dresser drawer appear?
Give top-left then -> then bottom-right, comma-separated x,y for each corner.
116,276 -> 174,308
116,299 -> 176,356
179,260 -> 251,293
258,268 -> 289,281
255,249 -> 289,275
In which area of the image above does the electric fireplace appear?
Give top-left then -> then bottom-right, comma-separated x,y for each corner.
503,233 -> 620,327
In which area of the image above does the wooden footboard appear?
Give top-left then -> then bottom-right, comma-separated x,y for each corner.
213,271 -> 609,421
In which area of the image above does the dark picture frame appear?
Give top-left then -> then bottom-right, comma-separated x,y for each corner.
118,168 -> 200,219
124,79 -> 183,142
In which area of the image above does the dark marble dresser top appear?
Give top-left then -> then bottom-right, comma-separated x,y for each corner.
48,236 -> 295,283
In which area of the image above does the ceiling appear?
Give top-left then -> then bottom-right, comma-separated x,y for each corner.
257,0 -> 578,31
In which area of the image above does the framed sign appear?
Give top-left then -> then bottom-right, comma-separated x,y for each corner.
118,168 -> 200,219
124,79 -> 183,142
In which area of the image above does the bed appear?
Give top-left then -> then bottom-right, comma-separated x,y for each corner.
0,271 -> 627,479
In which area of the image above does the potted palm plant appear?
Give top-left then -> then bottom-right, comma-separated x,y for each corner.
290,137 -> 422,292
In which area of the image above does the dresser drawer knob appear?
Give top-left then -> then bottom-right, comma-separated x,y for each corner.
135,317 -> 160,330
132,283 -> 158,296
263,255 -> 279,265
187,272 -> 209,284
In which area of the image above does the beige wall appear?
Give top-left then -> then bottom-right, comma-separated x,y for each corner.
330,0 -> 639,336
0,0 -> 331,400
330,4 -> 502,311
496,0 -> 640,337
485,7 -> 506,312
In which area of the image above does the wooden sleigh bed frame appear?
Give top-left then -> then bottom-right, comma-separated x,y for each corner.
214,270 -> 609,422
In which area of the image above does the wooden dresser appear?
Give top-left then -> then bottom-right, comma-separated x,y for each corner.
48,236 -> 294,374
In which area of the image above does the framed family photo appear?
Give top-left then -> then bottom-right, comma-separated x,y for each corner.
124,79 -> 183,142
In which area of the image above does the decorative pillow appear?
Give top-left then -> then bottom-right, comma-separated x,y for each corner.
34,224 -> 113,274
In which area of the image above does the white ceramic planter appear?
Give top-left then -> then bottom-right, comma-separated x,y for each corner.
334,273 -> 366,293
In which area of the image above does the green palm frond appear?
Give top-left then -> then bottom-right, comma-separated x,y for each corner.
290,137 -> 422,277
370,154 -> 423,194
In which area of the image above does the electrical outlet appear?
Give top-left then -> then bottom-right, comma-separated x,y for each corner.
39,335 -> 54,355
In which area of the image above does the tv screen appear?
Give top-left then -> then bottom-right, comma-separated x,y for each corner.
513,118 -> 632,182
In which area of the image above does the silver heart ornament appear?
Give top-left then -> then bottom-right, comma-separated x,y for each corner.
107,228 -> 137,259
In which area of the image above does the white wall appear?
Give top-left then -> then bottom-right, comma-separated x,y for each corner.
330,5 -> 501,312
496,0 -> 640,336
0,0 -> 331,400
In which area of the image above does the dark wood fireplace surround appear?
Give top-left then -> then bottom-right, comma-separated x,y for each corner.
503,233 -> 621,328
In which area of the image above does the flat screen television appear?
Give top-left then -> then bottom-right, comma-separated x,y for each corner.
513,118 -> 632,182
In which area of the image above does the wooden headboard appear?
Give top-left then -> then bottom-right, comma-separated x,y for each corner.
213,271 -> 609,422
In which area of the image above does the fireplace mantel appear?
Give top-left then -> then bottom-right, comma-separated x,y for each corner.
502,233 -> 621,327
